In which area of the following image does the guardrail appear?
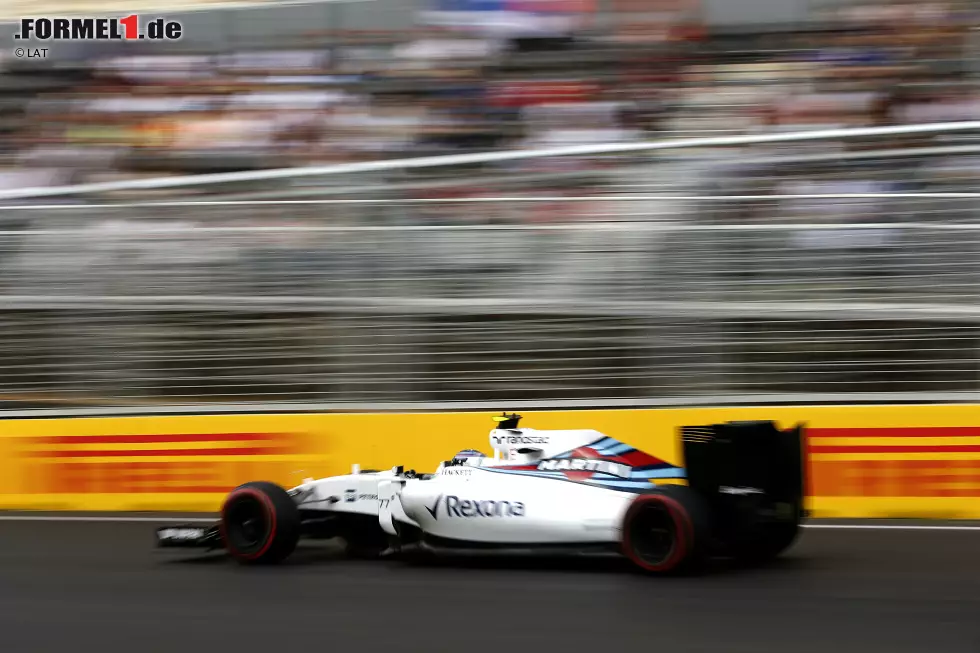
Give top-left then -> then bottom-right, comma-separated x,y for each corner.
2,121 -> 978,201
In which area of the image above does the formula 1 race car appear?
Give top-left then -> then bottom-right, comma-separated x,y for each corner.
156,414 -> 806,575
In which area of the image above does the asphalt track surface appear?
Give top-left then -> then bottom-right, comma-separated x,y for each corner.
0,516 -> 977,653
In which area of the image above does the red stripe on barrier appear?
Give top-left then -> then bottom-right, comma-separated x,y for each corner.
810,445 -> 980,454
111,472 -> 215,482
105,486 -> 232,493
32,433 -> 286,445
30,447 -> 292,458
809,427 -> 980,438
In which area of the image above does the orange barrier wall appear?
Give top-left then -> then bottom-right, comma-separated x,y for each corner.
1,404 -> 979,517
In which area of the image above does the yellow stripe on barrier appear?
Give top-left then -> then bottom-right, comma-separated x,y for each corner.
0,493 -> 227,513
809,496 -> 980,520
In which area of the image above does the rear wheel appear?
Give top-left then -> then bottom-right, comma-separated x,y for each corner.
220,481 -> 300,565
621,486 -> 711,575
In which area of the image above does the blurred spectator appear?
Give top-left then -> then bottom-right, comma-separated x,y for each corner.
0,0 -> 976,202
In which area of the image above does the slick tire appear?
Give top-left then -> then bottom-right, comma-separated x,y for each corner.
621,485 -> 711,576
220,481 -> 300,565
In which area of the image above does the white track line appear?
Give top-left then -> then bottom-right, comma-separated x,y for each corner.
0,516 -> 979,530
0,516 -> 216,523
803,524 -> 980,531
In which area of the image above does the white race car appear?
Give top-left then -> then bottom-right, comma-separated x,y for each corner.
157,414 -> 806,574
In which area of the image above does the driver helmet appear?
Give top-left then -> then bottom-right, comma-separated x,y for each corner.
452,448 -> 486,463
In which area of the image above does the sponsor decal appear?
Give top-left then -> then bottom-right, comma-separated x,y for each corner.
425,494 -> 526,520
440,467 -> 472,476
719,486 -> 764,496
492,434 -> 549,446
537,458 -> 631,478
345,489 -> 379,502
158,528 -> 205,541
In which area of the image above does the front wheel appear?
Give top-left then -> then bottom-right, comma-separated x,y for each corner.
220,481 -> 300,565
620,485 -> 711,575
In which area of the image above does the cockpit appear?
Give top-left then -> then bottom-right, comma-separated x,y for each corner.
431,413 -> 602,475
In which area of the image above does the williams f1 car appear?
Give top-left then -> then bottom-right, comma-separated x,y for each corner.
156,414 -> 806,574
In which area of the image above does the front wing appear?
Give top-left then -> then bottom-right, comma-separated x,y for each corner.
155,524 -> 222,549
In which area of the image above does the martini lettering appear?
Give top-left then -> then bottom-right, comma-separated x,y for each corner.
537,458 -> 631,478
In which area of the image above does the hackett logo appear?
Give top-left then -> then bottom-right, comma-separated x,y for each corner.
425,494 -> 525,519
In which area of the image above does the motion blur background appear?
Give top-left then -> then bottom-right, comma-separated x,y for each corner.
1,0 -> 979,410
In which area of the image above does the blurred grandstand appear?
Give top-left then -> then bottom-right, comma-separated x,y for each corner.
0,0 -> 978,409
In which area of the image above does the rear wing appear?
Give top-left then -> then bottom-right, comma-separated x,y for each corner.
680,420 -> 807,507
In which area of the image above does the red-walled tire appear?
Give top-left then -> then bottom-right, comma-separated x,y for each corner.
621,486 -> 711,575
220,481 -> 300,565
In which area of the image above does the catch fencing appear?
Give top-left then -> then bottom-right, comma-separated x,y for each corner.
4,206 -> 980,408
0,122 -> 979,411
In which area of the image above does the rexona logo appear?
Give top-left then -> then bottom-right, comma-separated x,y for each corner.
425,494 -> 525,520
537,458 -> 631,479
492,434 -> 549,446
